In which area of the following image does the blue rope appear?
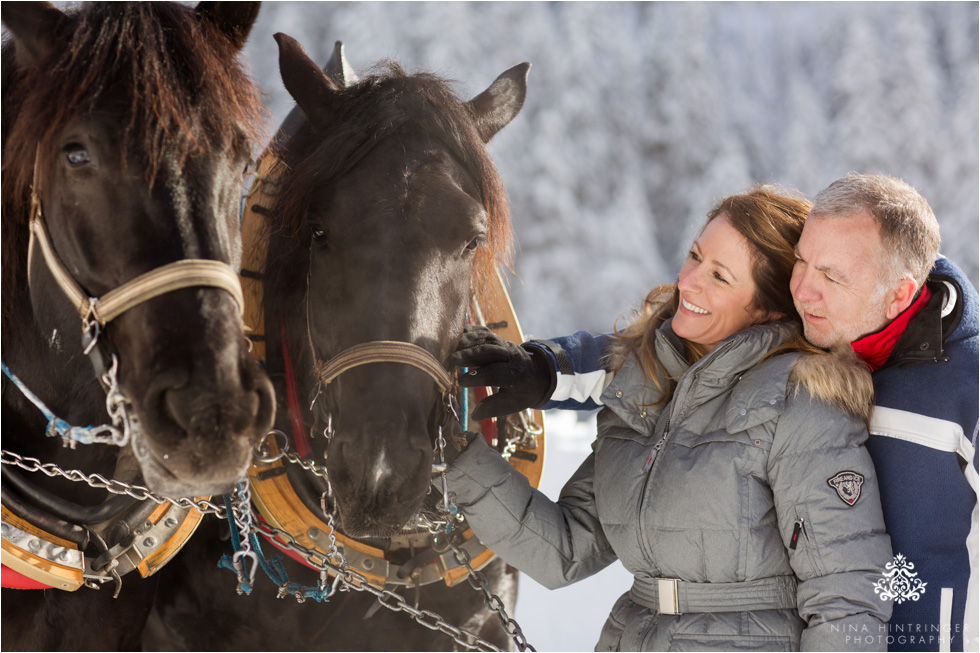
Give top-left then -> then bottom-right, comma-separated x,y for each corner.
1,360 -> 117,446
216,492 -> 330,602
460,368 -> 469,433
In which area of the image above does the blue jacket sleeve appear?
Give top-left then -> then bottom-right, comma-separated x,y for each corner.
524,331 -> 616,411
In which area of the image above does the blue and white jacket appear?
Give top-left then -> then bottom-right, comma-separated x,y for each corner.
528,256 -> 979,652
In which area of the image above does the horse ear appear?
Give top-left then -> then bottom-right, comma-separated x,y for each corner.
0,1 -> 65,67
272,40 -> 356,149
465,62 -> 531,143
274,32 -> 342,134
195,1 -> 260,51
325,41 -> 359,88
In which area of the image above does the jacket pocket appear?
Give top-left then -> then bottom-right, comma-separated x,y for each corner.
670,424 -> 772,454
788,512 -> 821,578
595,592 -> 631,651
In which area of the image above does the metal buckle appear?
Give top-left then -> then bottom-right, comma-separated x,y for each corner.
657,577 -> 682,615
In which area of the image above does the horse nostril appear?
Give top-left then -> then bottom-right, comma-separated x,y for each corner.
240,356 -> 276,436
163,386 -> 218,437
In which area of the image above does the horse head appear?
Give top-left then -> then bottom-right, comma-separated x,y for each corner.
268,34 -> 528,536
1,2 -> 275,497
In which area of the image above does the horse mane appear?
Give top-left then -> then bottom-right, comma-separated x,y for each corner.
2,1 -> 265,327
269,63 -> 514,296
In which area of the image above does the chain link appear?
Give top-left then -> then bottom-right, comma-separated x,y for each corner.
227,481 -> 259,594
419,513 -> 534,652
96,354 -> 134,448
282,451 -> 330,480
0,450 -> 229,517
252,520 -> 503,652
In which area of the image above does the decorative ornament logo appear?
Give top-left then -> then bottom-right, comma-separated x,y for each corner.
874,554 -> 927,603
827,470 -> 864,505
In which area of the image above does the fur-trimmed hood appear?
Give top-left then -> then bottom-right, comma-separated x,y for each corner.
789,346 -> 874,424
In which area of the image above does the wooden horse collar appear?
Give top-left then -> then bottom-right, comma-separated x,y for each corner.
1,498 -> 204,592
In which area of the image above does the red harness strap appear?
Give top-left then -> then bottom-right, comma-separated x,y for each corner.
257,322 -> 319,570
1,563 -> 53,590
280,322 -> 313,458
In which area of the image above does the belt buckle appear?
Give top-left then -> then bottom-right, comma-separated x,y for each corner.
656,577 -> 681,615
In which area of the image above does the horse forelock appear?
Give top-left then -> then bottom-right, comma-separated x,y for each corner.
270,68 -> 513,302
2,2 -> 265,224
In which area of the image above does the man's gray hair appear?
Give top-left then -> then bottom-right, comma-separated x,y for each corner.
810,174 -> 941,287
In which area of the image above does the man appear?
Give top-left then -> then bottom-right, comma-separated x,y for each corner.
453,174 -> 978,652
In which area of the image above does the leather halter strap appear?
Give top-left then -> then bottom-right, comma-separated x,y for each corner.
26,153 -> 244,327
29,219 -> 244,325
314,341 -> 452,394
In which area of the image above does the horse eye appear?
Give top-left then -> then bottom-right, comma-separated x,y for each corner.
64,143 -> 91,167
311,227 -> 326,241
465,236 -> 485,253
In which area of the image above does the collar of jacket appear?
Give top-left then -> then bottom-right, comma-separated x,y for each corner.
877,273 -> 963,371
601,320 -> 797,433
852,285 -> 933,370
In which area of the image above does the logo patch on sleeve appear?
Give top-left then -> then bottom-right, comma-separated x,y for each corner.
827,471 -> 864,506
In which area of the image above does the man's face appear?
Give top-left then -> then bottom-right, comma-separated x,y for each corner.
790,212 -> 892,348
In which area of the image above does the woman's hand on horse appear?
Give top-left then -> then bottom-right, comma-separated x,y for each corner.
449,325 -> 554,421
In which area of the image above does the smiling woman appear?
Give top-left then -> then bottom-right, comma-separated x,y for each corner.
672,215 -> 765,351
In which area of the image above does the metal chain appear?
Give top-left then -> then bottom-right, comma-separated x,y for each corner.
252,520 -> 503,652
282,451 -> 330,480
228,480 -> 259,594
426,417 -> 534,651
98,355 -> 134,448
419,510 -> 533,652
0,449 -> 229,517
449,535 -> 533,652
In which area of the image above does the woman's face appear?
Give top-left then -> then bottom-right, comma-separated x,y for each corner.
673,214 -> 766,351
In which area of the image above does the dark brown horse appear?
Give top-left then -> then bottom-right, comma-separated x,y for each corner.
1,3 -> 273,649
145,35 -> 531,651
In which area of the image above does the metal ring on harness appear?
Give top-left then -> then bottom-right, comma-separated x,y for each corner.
253,429 -> 289,464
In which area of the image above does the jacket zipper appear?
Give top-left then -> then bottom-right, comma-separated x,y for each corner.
790,517 -> 807,550
789,515 -> 820,573
643,419 -> 669,471
634,339 -> 736,569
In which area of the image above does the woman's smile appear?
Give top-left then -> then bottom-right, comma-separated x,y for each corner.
679,296 -> 710,315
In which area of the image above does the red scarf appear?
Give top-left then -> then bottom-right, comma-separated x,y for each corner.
851,286 -> 932,370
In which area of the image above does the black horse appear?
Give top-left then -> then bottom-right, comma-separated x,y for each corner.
145,34 -> 531,651
1,3 -> 273,650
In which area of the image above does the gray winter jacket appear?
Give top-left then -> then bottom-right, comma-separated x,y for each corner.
446,322 -> 893,651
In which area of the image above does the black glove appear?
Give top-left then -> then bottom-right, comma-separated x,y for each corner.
448,325 -> 556,421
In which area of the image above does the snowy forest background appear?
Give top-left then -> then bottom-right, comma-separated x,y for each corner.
245,1 -> 980,341
240,3 -> 978,650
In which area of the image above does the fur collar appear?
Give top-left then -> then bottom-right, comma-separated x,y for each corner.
789,347 -> 874,424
